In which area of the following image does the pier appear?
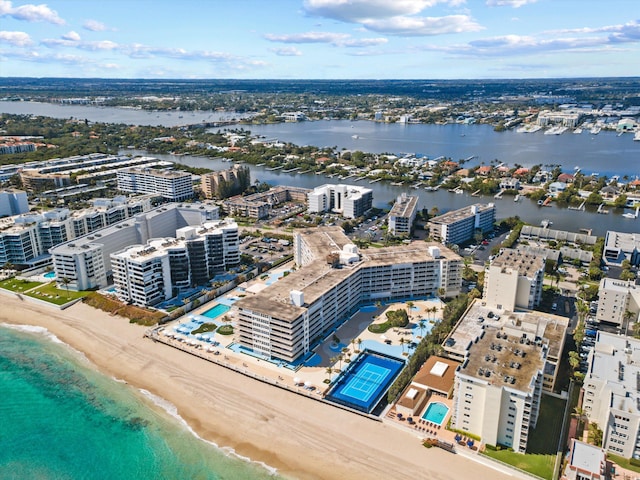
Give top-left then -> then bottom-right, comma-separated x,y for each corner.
282,167 -> 300,173
597,203 -> 609,214
493,190 -> 504,199
369,178 -> 382,184
568,200 -> 586,211
266,165 -> 284,171
471,189 -> 481,196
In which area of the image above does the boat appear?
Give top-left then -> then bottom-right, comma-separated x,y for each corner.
590,126 -> 601,135
634,131 -> 640,141
514,194 -> 520,202
573,128 -> 583,134
540,219 -> 553,228
351,135 -> 359,139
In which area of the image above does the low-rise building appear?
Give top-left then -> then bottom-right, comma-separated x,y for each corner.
223,185 -> 309,219
388,193 -> 418,237
560,439 -> 607,480
603,231 -> 640,267
428,203 -> 495,246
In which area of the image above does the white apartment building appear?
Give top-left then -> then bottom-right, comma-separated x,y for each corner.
49,203 -> 220,291
111,220 -> 239,307
117,168 -> 193,201
453,326 -> 546,453
484,248 -> 545,312
388,193 -> 418,237
595,278 -> 640,327
307,184 -> 373,219
235,226 -> 461,362
428,203 -> 496,246
603,231 -> 640,267
560,440 -> 607,480
537,110 -> 582,128
583,332 -> 640,459
52,243 -> 106,291
0,197 -> 151,268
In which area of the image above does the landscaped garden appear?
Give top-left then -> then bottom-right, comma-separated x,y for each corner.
25,282 -> 89,305
368,308 -> 409,333
0,277 -> 43,292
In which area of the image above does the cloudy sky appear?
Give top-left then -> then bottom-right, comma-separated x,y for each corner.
0,0 -> 638,79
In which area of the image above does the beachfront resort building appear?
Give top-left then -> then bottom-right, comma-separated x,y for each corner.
117,168 -> 193,201
50,202 -> 220,291
603,231 -> 640,267
0,196 -> 152,268
307,184 -> 373,219
110,220 -> 239,306
234,226 -> 462,363
594,278 -> 640,327
388,193 -> 418,237
427,203 -> 496,246
483,248 -> 545,312
582,332 -> 640,459
444,300 -> 568,453
0,189 -> 29,217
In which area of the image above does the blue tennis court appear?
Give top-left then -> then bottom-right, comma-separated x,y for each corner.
326,351 -> 404,413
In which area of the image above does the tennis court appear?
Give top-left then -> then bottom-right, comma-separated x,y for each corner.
326,351 -> 404,413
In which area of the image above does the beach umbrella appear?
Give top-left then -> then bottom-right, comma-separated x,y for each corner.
304,381 -> 313,388
294,377 -> 301,385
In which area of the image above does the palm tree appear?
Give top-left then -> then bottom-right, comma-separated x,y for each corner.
60,276 -> 71,299
623,310 -> 635,337
350,338 -> 356,354
357,337 -> 363,352
572,406 -> 587,438
325,366 -> 333,383
399,337 -> 406,353
418,319 -> 426,338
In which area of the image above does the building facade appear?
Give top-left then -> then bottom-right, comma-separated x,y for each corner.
111,220 -> 239,307
583,332 -> 640,459
428,203 -> 496,246
0,189 -> 29,217
235,227 -> 461,362
603,231 -> 640,267
117,168 -> 193,201
483,248 -> 545,312
307,184 -> 373,219
388,193 -> 418,237
49,202 -> 220,291
595,278 -> 640,326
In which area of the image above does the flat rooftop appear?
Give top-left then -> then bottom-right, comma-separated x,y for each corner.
389,194 -> 418,218
235,237 -> 458,321
429,203 -> 493,225
490,248 -> 545,276
458,324 -> 545,393
444,300 -> 568,362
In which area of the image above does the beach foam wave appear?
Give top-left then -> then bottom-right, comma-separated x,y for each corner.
138,388 -> 279,476
1,322 -> 64,344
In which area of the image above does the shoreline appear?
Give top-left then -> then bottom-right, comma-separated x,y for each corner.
0,296 -> 520,480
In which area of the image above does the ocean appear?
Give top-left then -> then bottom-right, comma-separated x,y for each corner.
0,324 -> 281,480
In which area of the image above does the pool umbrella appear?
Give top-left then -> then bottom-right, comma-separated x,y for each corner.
294,377 -> 301,385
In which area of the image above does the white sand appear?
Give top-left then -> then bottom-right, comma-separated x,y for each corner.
0,294 -> 519,480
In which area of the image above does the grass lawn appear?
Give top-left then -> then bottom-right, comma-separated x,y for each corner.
527,394 -> 566,454
607,454 -> 640,474
0,277 -> 43,292
25,282 -> 89,305
483,449 -> 555,480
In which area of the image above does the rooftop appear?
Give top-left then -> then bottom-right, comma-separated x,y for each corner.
389,194 -> 418,219
411,355 -> 460,394
429,203 -> 494,225
490,248 -> 545,277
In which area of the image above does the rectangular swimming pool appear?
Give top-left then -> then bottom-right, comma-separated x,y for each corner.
201,304 -> 230,320
326,351 -> 404,413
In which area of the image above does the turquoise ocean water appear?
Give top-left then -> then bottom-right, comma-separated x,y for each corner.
0,324 -> 281,480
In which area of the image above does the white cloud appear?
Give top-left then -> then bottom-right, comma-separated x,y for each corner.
270,46 -> 303,56
0,0 -> 64,24
61,31 -> 80,41
363,15 -> 482,36
264,31 -> 350,44
303,0 -> 462,22
83,19 -> 108,32
79,40 -> 119,51
486,0 -> 537,7
0,30 -> 32,46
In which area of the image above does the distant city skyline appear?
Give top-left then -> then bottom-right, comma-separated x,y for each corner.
0,0 -> 638,79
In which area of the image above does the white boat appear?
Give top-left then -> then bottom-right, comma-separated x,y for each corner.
634,131 -> 640,141
590,126 -> 601,135
351,134 -> 359,139
514,194 -> 520,202
573,128 -> 583,134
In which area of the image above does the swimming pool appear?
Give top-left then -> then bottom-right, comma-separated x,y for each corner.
201,304 -> 230,320
359,305 -> 377,313
422,402 -> 449,426
326,351 -> 404,413
43,271 -> 56,279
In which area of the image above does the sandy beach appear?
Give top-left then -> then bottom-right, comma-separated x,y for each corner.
0,294 -> 520,480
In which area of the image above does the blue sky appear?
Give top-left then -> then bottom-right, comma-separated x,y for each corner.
0,0 -> 638,79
